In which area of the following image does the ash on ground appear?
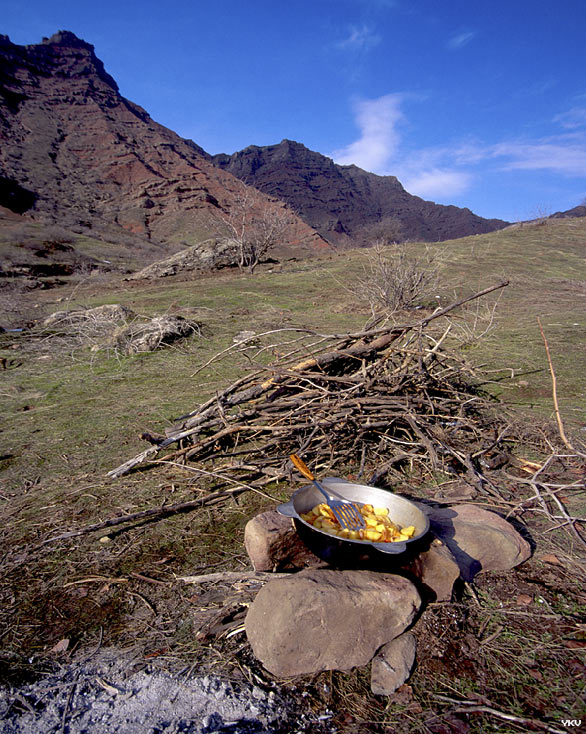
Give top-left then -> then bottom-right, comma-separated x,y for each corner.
0,649 -> 327,734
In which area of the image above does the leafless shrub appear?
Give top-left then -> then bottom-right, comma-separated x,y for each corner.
39,305 -> 202,358
114,315 -> 200,355
40,304 -> 135,354
354,216 -> 404,247
216,192 -> 294,274
349,242 -> 441,318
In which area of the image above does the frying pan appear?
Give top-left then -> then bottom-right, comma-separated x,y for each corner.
278,477 -> 430,563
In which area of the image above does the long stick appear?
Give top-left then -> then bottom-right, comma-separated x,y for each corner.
39,486 -> 246,545
177,571 -> 291,584
537,317 -> 575,452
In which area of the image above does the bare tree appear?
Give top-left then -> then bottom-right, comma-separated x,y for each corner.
217,192 -> 293,274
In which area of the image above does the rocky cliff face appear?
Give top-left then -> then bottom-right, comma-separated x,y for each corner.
0,33 -> 326,260
213,140 -> 509,246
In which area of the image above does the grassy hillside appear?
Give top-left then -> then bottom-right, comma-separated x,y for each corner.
0,216 -> 584,731
428,217 -> 586,426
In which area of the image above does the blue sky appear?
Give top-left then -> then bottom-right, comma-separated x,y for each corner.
2,0 -> 586,221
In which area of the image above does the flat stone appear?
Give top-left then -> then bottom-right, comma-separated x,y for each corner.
245,569 -> 421,677
371,632 -> 417,695
433,481 -> 477,501
400,539 -> 460,601
244,510 -> 322,572
428,504 -> 532,581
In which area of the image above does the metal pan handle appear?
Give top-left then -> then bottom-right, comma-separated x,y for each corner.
276,500 -> 297,518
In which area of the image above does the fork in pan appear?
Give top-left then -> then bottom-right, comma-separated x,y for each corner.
289,454 -> 365,531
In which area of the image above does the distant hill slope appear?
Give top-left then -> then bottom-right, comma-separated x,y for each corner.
212,139 -> 509,246
0,32 -> 326,260
550,205 -> 586,219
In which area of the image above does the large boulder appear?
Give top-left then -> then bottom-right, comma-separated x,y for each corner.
245,569 -> 421,677
125,239 -> 235,280
427,504 -> 532,581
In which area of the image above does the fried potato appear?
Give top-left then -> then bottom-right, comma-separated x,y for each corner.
301,502 -> 417,544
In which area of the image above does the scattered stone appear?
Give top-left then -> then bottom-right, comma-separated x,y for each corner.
428,504 -> 532,581
540,553 -> 562,565
245,569 -> 421,677
433,481 -> 477,501
43,303 -> 135,328
370,632 -> 417,695
516,594 -> 533,606
115,314 -> 198,354
401,538 -> 460,601
244,510 -> 322,572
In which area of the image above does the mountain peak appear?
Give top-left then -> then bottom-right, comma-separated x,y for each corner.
0,34 -> 327,259
41,30 -> 95,51
213,142 -> 508,246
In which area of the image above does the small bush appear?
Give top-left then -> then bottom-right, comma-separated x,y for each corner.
351,243 -> 441,317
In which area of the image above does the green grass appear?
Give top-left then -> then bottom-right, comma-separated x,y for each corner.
426,219 -> 586,425
0,216 -> 584,700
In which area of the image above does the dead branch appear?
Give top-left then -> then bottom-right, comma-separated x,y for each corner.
432,694 -> 566,734
108,281 -> 510,479
39,486 -> 249,545
537,317 -> 580,454
177,571 -> 291,585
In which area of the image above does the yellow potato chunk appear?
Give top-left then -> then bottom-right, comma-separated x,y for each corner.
301,501 -> 419,545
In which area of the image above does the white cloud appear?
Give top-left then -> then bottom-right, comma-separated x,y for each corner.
332,94 -> 473,197
553,106 -> 586,129
491,138 -> 586,176
401,169 -> 473,199
335,24 -> 381,52
447,30 -> 476,50
332,94 -> 586,205
332,93 -> 404,172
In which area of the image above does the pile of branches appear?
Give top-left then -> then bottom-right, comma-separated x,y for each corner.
108,282 -> 512,499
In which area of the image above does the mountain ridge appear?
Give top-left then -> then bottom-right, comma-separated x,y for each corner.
212,139 -> 509,246
0,31 -> 326,264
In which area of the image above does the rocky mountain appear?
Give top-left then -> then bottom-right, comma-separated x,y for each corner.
0,32 -> 326,267
550,204 -> 586,219
212,140 -> 509,246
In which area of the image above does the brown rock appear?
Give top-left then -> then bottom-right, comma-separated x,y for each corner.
433,481 -> 477,501
245,569 -> 421,677
401,539 -> 460,601
371,633 -> 417,695
428,504 -> 532,581
244,510 -> 321,572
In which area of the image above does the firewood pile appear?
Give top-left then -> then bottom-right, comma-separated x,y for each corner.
109,282 -> 512,498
